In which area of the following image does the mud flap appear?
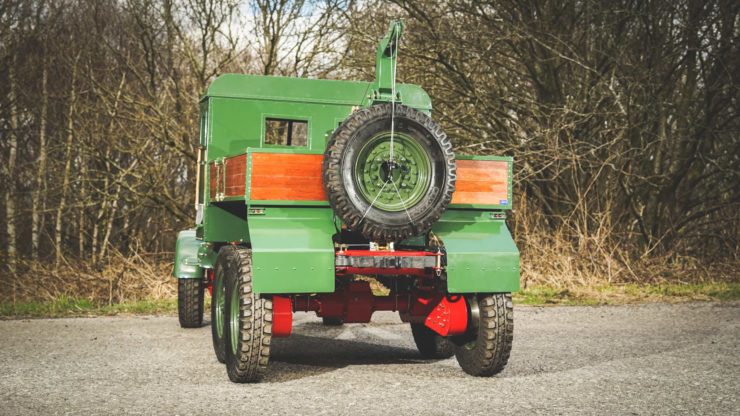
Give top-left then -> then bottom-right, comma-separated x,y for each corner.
247,207 -> 335,294
432,210 -> 520,293
173,229 -> 204,279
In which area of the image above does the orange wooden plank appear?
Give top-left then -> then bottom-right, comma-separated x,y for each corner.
250,153 -> 326,201
245,153 -> 509,205
452,159 -> 509,205
224,154 -> 247,197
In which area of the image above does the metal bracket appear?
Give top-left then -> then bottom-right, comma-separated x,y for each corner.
213,158 -> 225,201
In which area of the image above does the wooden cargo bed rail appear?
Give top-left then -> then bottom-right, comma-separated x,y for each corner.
208,149 -> 512,209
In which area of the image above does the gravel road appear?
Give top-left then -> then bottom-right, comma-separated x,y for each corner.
1,302 -> 738,415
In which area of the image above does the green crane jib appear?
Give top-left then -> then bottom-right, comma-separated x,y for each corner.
373,20 -> 404,101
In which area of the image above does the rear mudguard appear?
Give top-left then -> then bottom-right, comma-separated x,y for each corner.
247,207 -> 335,295
432,210 -> 520,293
201,208 -> 519,294
173,229 -> 204,279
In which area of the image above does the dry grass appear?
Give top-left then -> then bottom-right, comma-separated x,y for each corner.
514,282 -> 740,305
0,251 -> 175,305
1,214 -> 737,312
514,194 -> 739,289
519,227 -> 738,289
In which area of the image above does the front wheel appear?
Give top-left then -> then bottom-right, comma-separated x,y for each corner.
454,293 -> 513,376
223,246 -> 272,383
177,279 -> 204,328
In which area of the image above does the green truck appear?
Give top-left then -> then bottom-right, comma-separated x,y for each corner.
173,21 -> 519,382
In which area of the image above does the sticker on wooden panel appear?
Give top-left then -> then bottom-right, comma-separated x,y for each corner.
452,160 -> 510,206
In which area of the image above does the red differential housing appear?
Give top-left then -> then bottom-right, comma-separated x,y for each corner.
267,249 -> 470,337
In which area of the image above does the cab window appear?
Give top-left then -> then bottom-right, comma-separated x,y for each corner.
265,118 -> 308,146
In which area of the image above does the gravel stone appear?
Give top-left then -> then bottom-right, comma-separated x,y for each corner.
1,302 -> 738,415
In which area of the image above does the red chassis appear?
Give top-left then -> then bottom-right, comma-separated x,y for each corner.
209,249 -> 469,339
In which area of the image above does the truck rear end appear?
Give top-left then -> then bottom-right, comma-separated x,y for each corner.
173,21 -> 518,382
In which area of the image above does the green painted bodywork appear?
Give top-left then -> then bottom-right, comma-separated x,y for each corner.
173,230 -> 203,279
203,202 -> 249,243
204,76 -> 431,160
248,207 -> 336,294
432,211 -> 520,293
172,21 -> 520,295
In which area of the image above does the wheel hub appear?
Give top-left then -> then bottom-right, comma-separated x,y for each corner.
229,283 -> 240,354
468,296 -> 480,332
354,132 -> 431,212
215,276 -> 225,338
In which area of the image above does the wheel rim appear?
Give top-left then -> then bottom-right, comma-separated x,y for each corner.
353,132 -> 432,212
468,296 -> 480,333
215,274 -> 225,339
462,295 -> 480,350
229,280 -> 240,354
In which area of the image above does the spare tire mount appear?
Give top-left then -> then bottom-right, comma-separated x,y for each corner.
322,103 -> 456,242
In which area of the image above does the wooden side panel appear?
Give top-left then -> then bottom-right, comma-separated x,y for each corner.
250,153 -> 326,201
224,154 -> 247,197
452,160 -> 510,205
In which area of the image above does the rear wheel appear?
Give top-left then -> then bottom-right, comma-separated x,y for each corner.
322,317 -> 344,326
210,251 -> 229,363
454,293 -> 513,376
177,279 -> 204,328
411,323 -> 455,359
223,246 -> 272,383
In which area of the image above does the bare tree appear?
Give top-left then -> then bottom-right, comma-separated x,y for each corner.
4,50 -> 18,274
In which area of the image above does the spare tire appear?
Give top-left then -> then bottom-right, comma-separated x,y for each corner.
323,103 -> 456,242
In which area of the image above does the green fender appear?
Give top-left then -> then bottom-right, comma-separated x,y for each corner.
173,229 -> 204,279
433,210 -> 520,293
247,207 -> 335,295
196,207 -> 517,293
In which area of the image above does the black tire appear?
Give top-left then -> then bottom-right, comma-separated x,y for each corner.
223,246 -> 272,383
322,317 -> 344,326
323,103 -> 456,242
177,279 -> 204,328
454,293 -> 513,376
411,323 -> 455,359
210,250 -> 229,363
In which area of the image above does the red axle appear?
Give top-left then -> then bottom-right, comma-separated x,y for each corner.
270,249 -> 465,338
292,281 -> 409,322
272,296 -> 293,338
205,269 -> 214,296
290,281 -> 468,336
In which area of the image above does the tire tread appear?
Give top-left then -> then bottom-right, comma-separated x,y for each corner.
178,279 -> 203,328
411,323 -> 455,359
224,246 -> 272,383
454,293 -> 513,376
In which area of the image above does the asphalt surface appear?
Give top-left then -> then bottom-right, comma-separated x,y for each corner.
1,302 -> 738,415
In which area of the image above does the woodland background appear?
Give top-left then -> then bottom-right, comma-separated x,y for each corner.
0,0 -> 737,305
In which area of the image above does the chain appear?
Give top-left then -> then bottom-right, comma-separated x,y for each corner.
391,180 -> 414,224
360,179 -> 390,224
360,27 -> 411,229
389,28 -> 399,163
